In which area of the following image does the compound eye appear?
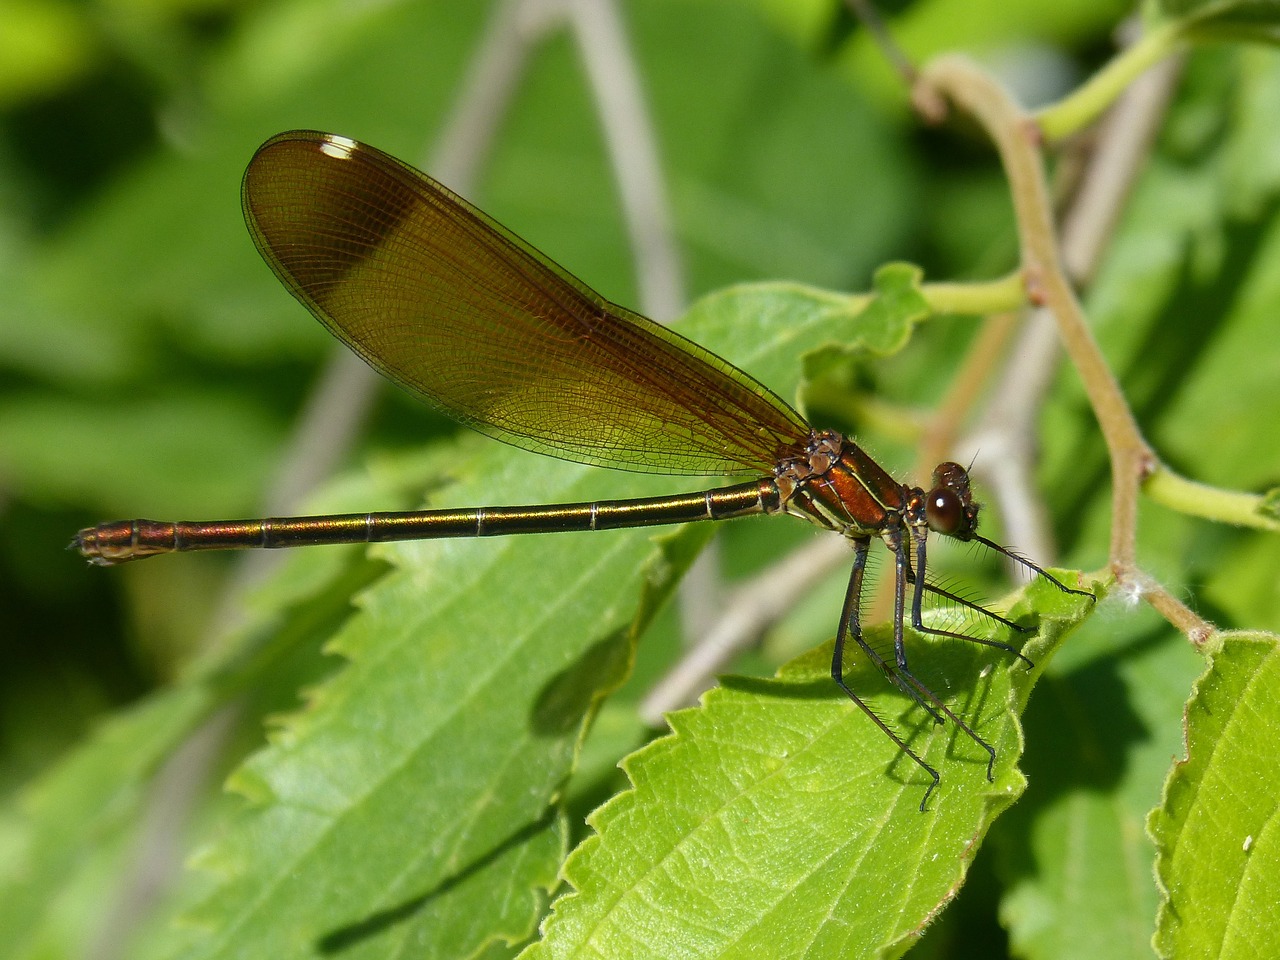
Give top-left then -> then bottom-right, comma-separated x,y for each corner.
926,488 -> 964,535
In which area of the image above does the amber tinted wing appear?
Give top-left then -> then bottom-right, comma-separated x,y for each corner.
241,131 -> 812,476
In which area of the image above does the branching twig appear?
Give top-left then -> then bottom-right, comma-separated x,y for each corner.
946,28 -> 1183,572
924,56 -> 1150,559
1036,22 -> 1183,145
918,55 -> 1218,641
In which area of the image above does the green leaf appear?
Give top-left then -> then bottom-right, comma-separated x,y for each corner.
863,263 -> 933,335
992,602 -> 1205,960
0,538 -> 381,960
1148,631 -> 1280,960
1160,0 -> 1280,44
151,460 -> 658,959
133,280 -> 929,959
679,265 -> 928,416
524,575 -> 1097,959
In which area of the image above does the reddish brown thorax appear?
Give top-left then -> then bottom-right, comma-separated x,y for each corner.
772,431 -> 981,548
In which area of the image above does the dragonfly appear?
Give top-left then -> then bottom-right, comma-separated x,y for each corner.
74,130 -> 1091,809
